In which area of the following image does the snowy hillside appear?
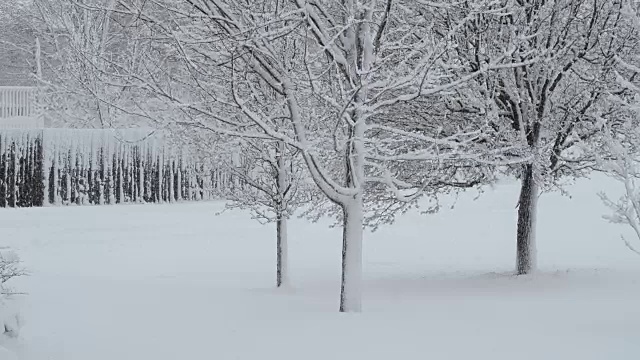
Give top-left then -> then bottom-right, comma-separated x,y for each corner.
0,174 -> 638,360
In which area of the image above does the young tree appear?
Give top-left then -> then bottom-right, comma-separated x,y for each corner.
217,136 -> 309,288
447,0 -> 629,274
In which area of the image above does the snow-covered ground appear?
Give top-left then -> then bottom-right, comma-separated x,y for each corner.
1,175 -> 639,360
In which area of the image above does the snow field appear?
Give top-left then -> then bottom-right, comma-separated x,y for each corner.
0,175 -> 639,359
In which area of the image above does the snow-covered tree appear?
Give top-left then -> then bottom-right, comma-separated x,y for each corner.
217,136 -> 310,288
33,0 -> 152,128
0,0 -> 38,86
446,0 -> 629,274
599,0 -> 640,256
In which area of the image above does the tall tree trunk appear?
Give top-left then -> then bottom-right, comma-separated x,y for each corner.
339,102 -> 366,312
516,164 -> 539,275
276,217 -> 289,287
275,141 -> 289,288
340,199 -> 364,313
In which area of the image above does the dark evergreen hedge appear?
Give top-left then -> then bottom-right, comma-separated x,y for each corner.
0,129 -> 232,208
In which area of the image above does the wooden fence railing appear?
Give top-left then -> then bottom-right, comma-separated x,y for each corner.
0,87 -> 37,118
0,87 -> 43,129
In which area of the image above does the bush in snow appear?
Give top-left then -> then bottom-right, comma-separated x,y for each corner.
600,122 -> 640,257
0,249 -> 25,338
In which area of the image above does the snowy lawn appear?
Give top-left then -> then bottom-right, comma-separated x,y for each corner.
1,175 -> 640,359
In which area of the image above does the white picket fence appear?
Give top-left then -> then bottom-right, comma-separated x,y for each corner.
0,86 -> 42,128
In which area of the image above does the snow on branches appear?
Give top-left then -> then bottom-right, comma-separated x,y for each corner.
599,0 -> 640,256
0,248 -> 25,339
443,0 -> 631,273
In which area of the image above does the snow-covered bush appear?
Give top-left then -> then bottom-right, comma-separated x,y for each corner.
600,110 -> 640,256
0,249 -> 25,339
600,129 -> 640,256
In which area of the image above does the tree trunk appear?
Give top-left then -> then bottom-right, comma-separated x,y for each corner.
275,140 -> 290,288
276,217 -> 289,287
340,200 -> 364,312
516,164 -> 539,275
